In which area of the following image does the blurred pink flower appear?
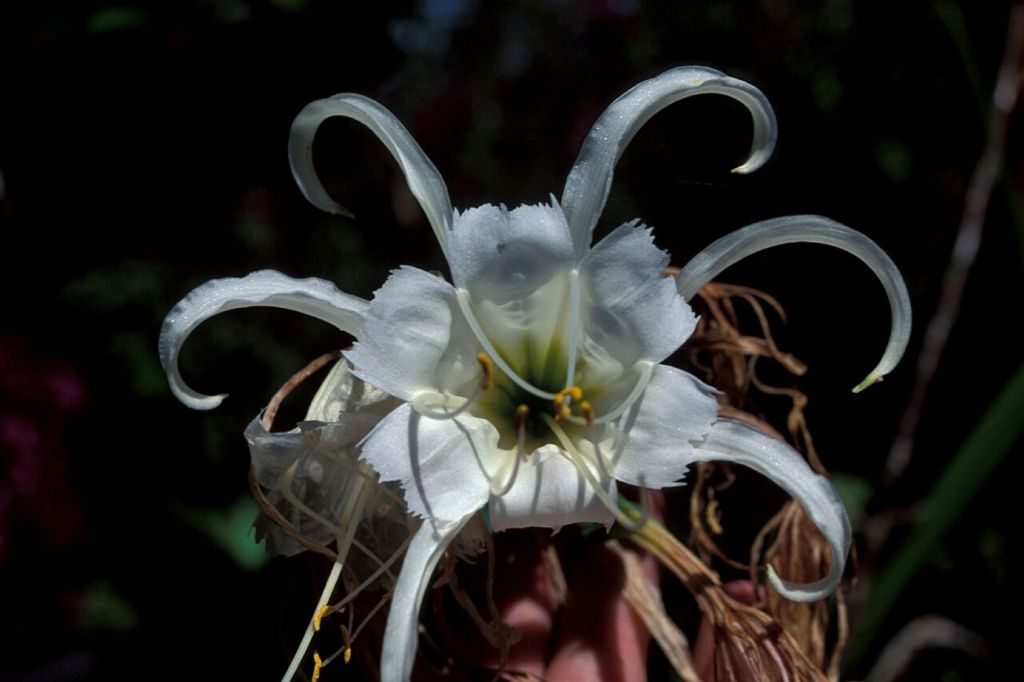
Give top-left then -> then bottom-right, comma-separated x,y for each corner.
0,337 -> 87,565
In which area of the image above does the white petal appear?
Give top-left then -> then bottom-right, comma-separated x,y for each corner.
615,365 -> 720,488
304,357 -> 398,422
561,66 -> 777,261
489,445 -> 615,532
381,515 -> 472,682
288,94 -> 455,260
247,360 -> 402,555
245,416 -> 374,556
158,270 -> 369,410
447,202 -> 574,291
345,266 -> 477,401
675,215 -> 912,392
360,402 -> 494,524
581,222 -> 697,365
692,418 -> 852,602
447,203 -> 576,386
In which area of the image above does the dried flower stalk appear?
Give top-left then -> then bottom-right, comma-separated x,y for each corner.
622,501 -> 827,682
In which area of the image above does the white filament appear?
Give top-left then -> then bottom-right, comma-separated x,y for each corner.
564,268 -> 582,390
541,414 -> 646,532
280,485 -> 368,682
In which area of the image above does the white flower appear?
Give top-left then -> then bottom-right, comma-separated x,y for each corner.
159,66 -> 911,682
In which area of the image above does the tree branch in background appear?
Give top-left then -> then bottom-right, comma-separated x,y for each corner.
884,1 -> 1024,485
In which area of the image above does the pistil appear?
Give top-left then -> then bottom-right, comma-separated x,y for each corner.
411,353 -> 495,420
539,412 -> 647,532
491,404 -> 529,497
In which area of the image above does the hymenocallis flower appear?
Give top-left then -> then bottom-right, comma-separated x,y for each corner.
159,66 -> 911,681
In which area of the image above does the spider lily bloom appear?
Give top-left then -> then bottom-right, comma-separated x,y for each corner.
159,66 -> 911,682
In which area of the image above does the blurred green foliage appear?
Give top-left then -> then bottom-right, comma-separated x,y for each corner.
177,497 -> 270,571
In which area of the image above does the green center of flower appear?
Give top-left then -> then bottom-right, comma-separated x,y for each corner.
472,351 -> 593,451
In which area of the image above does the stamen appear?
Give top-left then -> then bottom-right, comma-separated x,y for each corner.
564,268 -> 581,390
412,353 -> 495,421
554,386 -> 583,409
412,389 -> 481,420
322,639 -> 347,668
279,561 -> 341,682
579,400 -> 595,425
276,466 -> 401,580
273,441 -> 406,511
477,352 -> 494,390
457,289 -> 557,400
281,464 -> 406,571
492,405 -> 529,497
515,403 -> 530,428
540,414 -> 647,532
322,590 -> 394,668
311,652 -> 322,682
554,386 -> 583,422
313,604 -> 331,631
346,606 -> 355,656
278,486 -> 367,682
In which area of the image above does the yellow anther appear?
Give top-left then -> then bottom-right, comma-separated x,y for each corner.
311,652 -> 323,682
554,387 -> 584,421
515,404 -> 530,429
554,386 -> 583,407
579,400 -> 595,424
344,646 -> 352,664
477,352 -> 494,390
313,604 -> 331,631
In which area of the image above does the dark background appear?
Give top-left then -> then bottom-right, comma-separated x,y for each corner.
1,1 -> 1020,680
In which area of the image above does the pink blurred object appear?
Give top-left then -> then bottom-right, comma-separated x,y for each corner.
0,337 -> 87,566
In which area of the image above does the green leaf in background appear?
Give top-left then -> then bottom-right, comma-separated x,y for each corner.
830,472 -> 873,532
874,139 -> 913,185
177,496 -> 269,572
849,361 -> 1024,667
87,6 -> 152,34
76,580 -> 139,633
271,0 -> 310,12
